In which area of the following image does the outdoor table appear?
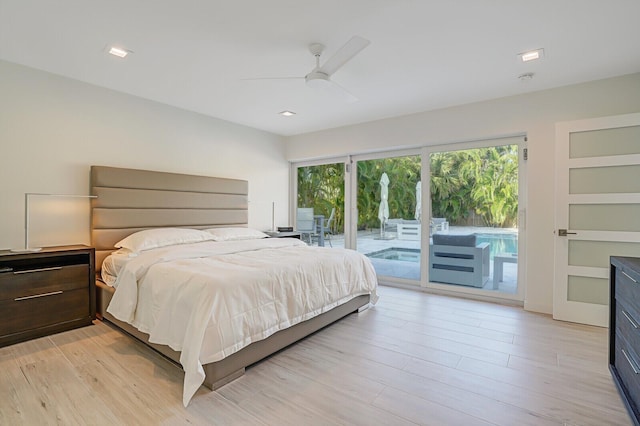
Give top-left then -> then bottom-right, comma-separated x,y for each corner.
493,252 -> 518,289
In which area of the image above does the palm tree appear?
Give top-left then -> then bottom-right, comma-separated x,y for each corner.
430,145 -> 518,227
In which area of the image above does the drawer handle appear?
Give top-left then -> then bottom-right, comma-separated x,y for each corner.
14,290 -> 63,301
13,267 -> 63,275
622,270 -> 638,283
622,310 -> 639,329
622,349 -> 640,374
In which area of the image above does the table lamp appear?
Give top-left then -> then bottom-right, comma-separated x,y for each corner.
11,193 -> 97,252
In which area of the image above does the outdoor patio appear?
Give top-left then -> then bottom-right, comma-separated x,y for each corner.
318,226 -> 518,294
296,146 -> 520,296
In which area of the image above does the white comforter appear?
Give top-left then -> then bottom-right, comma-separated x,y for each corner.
106,238 -> 378,406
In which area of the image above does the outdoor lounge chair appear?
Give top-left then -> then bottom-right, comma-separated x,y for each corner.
395,219 -> 421,240
429,234 -> 490,287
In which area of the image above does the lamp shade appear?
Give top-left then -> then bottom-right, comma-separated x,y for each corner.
11,193 -> 97,252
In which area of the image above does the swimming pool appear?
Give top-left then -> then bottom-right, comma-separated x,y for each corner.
367,247 -> 420,262
366,232 -> 518,263
475,233 -> 518,259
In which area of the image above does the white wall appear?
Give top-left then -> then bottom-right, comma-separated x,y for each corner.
285,72 -> 640,314
0,60 -> 288,250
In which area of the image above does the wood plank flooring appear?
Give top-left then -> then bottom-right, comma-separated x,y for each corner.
0,285 -> 632,425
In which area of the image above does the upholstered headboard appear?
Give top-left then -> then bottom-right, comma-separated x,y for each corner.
90,166 -> 249,269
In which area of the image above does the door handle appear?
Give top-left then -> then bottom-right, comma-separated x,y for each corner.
558,229 -> 577,236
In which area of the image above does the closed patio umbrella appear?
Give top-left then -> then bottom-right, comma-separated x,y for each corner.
378,172 -> 390,236
415,181 -> 421,221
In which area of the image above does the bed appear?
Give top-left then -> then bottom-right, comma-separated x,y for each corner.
90,166 -> 378,406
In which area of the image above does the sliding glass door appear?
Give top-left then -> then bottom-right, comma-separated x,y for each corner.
351,150 -> 422,282
427,141 -> 521,296
292,136 -> 525,302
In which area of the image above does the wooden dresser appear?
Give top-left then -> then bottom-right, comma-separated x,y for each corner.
610,256 -> 640,426
0,245 -> 95,347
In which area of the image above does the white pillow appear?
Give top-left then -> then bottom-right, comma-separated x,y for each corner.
115,228 -> 214,253
205,227 -> 269,242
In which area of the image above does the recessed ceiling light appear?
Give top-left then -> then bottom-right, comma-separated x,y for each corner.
518,48 -> 544,62
279,111 -> 296,117
108,46 -> 130,58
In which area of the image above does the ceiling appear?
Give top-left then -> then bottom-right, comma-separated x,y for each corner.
1,1 -> 639,137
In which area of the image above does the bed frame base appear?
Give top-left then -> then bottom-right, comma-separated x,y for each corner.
205,368 -> 245,390
97,280 -> 370,390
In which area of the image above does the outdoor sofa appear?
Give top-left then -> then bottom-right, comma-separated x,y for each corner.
428,234 -> 490,287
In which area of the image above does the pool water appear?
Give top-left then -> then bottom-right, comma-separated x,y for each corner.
367,233 -> 518,263
367,247 -> 420,262
475,233 -> 518,259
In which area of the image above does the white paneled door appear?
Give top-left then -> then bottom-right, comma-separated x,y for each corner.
554,113 -> 640,326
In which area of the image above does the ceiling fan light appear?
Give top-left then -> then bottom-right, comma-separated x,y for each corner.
305,71 -> 331,89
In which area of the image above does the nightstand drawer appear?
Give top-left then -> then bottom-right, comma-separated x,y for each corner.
0,264 -> 89,301
0,287 -> 90,337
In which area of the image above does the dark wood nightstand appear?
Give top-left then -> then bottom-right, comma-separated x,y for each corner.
265,231 -> 302,239
0,245 -> 95,347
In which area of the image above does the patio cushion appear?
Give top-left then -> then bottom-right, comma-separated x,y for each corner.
432,234 -> 476,247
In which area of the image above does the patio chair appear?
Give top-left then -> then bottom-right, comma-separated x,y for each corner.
396,219 -> 421,240
296,208 -> 316,244
318,207 -> 335,247
431,218 -> 449,233
429,234 -> 490,287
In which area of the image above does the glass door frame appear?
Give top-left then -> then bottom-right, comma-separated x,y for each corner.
422,137 -> 527,302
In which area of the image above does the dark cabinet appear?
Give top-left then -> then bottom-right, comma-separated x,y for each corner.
610,256 -> 640,426
0,245 -> 95,347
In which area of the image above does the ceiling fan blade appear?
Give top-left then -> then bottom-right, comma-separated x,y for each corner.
326,80 -> 359,103
241,77 -> 304,81
319,36 -> 370,76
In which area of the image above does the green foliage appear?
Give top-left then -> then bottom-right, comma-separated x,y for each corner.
296,145 -> 519,232
297,163 -> 345,231
430,145 -> 519,227
356,156 -> 421,229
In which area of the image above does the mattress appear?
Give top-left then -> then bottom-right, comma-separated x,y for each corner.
104,237 -> 378,406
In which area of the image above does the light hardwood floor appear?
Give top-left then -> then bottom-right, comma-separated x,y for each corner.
0,285 -> 632,425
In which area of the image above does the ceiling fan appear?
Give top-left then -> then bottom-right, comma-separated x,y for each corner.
246,36 -> 371,102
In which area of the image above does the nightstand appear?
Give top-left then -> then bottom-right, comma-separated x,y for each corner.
0,245 -> 95,347
265,231 -> 302,239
